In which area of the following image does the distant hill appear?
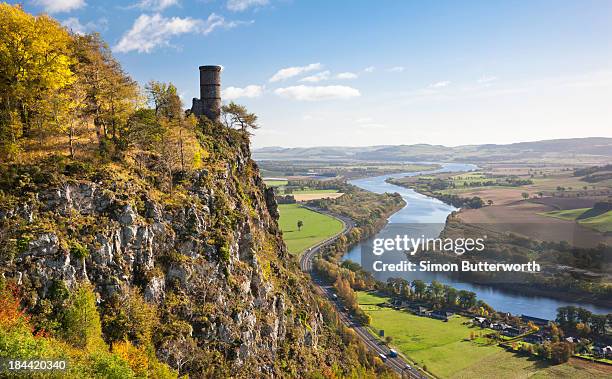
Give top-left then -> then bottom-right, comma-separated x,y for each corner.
254,137 -> 612,164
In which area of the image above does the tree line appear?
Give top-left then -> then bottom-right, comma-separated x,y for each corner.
556,306 -> 611,339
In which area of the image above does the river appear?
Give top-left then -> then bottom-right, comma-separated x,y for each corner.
342,163 -> 612,319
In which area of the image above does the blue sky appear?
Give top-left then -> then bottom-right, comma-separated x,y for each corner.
17,0 -> 612,147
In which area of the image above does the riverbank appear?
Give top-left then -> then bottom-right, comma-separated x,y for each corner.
345,164 -> 611,319
414,250 -> 612,309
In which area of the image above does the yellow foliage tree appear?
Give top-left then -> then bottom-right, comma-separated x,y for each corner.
0,3 -> 74,158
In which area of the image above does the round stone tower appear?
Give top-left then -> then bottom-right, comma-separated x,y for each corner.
198,65 -> 222,122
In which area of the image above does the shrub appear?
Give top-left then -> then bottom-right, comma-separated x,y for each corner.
88,350 -> 136,379
219,243 -> 231,262
69,240 -> 89,259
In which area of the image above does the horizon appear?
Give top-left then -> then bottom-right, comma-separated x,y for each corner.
15,0 -> 612,148
253,136 -> 612,150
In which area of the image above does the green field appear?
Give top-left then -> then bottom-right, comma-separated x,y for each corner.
357,292 -> 608,378
543,208 -> 590,221
277,188 -> 340,195
450,172 -> 487,186
264,179 -> 288,187
291,189 -> 338,194
578,210 -> 612,232
278,204 -> 343,255
542,208 -> 612,232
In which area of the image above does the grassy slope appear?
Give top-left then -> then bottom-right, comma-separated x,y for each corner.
542,208 -> 612,232
579,210 -> 612,232
278,204 -> 343,255
357,292 -> 608,379
543,208 -> 590,221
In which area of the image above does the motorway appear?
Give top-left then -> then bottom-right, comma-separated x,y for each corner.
298,207 -> 426,379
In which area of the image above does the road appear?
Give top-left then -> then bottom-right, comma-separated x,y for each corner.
298,207 -> 426,379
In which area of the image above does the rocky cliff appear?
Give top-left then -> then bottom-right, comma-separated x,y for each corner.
0,131 -> 383,377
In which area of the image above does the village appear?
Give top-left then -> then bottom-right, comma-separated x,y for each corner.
387,296 -> 612,363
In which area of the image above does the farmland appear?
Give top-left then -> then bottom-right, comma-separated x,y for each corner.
388,163 -> 612,247
263,179 -> 288,187
258,160 -> 441,180
542,208 -> 612,233
357,292 -> 609,378
264,178 -> 344,201
277,204 -> 343,255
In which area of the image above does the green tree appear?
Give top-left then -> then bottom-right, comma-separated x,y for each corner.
411,280 -> 426,299
458,290 -> 477,309
221,102 -> 259,134
62,282 -> 105,351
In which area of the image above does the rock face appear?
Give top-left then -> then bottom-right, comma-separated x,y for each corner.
0,140 -> 326,376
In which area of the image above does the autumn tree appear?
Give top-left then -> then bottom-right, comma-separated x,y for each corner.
0,3 -> 74,159
71,33 -> 139,154
102,287 -> 158,346
550,342 -> 573,364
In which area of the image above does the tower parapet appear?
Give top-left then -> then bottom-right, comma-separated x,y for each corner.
191,65 -> 222,122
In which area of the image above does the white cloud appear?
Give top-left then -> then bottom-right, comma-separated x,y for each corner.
62,17 -> 108,34
429,80 -> 450,88
269,63 -> 322,82
114,13 -> 248,53
135,0 -> 179,11
478,76 -> 498,83
354,117 -> 385,129
336,72 -> 358,80
274,85 -> 360,101
389,66 -> 405,72
363,66 -> 375,73
357,123 -> 386,129
222,85 -> 264,100
299,70 -> 330,83
227,0 -> 269,11
35,0 -> 85,13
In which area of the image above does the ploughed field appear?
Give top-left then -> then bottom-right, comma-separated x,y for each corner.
404,167 -> 612,247
357,292 -> 609,379
277,204 -> 343,255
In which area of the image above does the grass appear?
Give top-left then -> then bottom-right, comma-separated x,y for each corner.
542,208 -> 590,221
451,172 -> 488,187
357,292 -> 499,377
264,179 -> 288,187
276,187 -> 340,195
277,204 -> 343,255
579,210 -> 612,232
356,292 -> 608,378
541,208 -> 612,232
290,189 -> 339,194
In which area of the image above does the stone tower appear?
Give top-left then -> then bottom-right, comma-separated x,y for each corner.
191,65 -> 222,122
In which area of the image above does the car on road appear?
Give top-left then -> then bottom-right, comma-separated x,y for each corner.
378,353 -> 387,362
388,349 -> 398,358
